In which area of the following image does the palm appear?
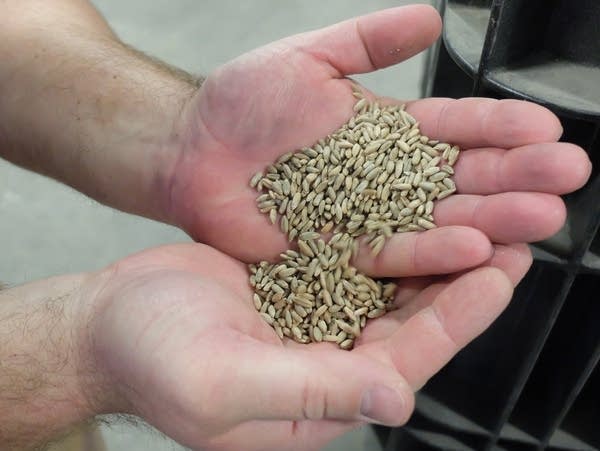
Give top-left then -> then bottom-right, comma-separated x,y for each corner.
168,5 -> 590,276
172,44 -> 369,261
91,241 -> 530,451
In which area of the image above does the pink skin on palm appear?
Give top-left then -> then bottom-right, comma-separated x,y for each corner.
166,5 -> 590,281
90,241 -> 529,451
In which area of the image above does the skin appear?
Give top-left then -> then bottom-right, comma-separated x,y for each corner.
0,1 -> 592,450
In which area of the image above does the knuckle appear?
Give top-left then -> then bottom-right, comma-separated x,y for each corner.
300,377 -> 329,420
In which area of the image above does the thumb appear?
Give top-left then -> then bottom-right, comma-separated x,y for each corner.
284,5 -> 441,76
211,340 -> 414,426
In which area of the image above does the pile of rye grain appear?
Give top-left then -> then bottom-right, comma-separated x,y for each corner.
249,87 -> 459,349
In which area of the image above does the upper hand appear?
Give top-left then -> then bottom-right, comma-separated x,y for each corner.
165,5 -> 590,277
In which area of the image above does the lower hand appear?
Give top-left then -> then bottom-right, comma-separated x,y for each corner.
79,241 -> 531,451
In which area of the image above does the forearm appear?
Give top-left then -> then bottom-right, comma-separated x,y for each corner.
0,0 -> 199,222
0,274 -> 104,450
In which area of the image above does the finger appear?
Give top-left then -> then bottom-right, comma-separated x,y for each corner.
358,243 -> 532,344
288,5 -> 441,76
212,337 -> 414,427
361,267 -> 513,390
352,275 -> 437,345
387,267 -> 513,389
405,98 -> 563,149
357,280 -> 448,346
453,143 -> 591,195
390,275 -> 435,309
434,193 -> 566,243
353,226 -> 493,277
484,242 -> 532,286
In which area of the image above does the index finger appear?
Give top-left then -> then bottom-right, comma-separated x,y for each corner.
359,266 -> 513,390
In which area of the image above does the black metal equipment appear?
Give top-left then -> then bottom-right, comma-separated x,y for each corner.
380,1 -> 600,450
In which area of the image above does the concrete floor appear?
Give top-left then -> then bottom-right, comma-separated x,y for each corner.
1,1 -> 429,449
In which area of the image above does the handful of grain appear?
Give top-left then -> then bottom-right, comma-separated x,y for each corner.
250,234 -> 396,350
248,87 -> 460,349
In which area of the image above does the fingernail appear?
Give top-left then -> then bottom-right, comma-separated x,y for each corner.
359,385 -> 405,426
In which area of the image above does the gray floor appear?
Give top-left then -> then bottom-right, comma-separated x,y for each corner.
1,1 -> 428,449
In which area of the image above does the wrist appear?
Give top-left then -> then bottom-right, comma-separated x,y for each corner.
160,84 -> 224,239
0,273 -> 113,448
73,269 -> 134,416
0,5 -> 199,225
141,69 -> 201,227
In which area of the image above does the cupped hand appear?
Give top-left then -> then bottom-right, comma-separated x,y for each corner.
166,5 -> 590,276
84,240 -> 531,451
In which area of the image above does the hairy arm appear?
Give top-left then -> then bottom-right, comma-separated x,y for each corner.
0,275 -> 111,450
0,0 -> 199,222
